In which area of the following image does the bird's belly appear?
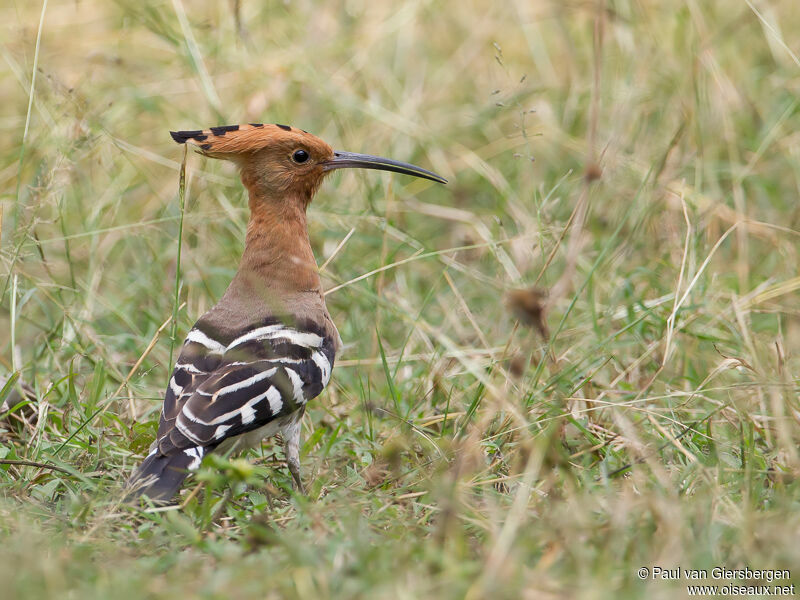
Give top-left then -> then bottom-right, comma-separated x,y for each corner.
215,411 -> 299,455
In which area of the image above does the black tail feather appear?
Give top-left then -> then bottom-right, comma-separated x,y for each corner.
126,450 -> 196,503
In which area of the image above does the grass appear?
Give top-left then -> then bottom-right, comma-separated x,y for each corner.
1,0 -> 800,598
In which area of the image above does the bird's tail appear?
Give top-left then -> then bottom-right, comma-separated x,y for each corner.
126,448 -> 203,502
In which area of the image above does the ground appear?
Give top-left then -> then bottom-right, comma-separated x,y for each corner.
1,1 -> 799,598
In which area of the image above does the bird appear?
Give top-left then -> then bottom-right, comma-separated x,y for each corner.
127,122 -> 447,502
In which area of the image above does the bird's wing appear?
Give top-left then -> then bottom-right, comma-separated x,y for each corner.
153,318 -> 335,459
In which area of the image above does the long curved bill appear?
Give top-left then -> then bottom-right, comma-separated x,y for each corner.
323,151 -> 447,184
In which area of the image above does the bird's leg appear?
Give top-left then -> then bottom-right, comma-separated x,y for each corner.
282,416 -> 304,494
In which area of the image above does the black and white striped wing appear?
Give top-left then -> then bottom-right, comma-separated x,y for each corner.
153,320 -> 335,464
154,328 -> 225,453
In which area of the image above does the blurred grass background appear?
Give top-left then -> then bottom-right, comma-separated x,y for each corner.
2,0 -> 800,598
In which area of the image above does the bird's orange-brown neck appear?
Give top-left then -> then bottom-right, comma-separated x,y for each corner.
226,187 -> 322,308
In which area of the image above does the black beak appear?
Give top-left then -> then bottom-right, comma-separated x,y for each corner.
323,151 -> 447,184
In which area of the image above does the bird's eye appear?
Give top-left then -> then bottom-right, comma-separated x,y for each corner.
292,149 -> 310,164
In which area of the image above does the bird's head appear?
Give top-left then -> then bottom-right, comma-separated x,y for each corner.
171,123 -> 446,207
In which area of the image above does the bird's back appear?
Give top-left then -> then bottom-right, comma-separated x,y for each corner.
129,295 -> 337,500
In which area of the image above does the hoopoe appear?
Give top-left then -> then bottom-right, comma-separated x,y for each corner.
128,123 -> 446,501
